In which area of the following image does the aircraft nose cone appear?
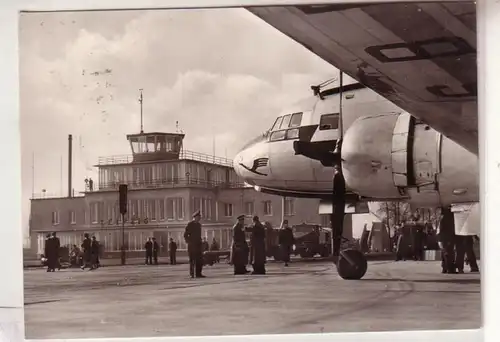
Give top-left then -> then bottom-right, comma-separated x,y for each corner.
233,152 -> 245,177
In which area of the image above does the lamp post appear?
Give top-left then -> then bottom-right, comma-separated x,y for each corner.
121,213 -> 126,265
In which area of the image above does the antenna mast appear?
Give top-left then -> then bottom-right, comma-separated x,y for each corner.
338,71 -> 344,137
31,152 -> 35,198
139,89 -> 144,133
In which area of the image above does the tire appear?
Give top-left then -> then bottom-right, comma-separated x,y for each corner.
336,248 -> 368,280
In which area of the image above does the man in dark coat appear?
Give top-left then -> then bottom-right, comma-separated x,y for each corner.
44,233 -> 55,272
184,210 -> 205,278
210,238 -> 220,263
278,220 -> 295,266
91,236 -> 100,270
152,237 -> 160,265
81,233 -> 92,270
248,216 -> 266,275
168,238 -> 177,265
455,235 -> 479,273
231,215 -> 249,275
52,232 -> 61,270
145,238 -> 153,265
438,207 -> 457,274
413,224 -> 425,261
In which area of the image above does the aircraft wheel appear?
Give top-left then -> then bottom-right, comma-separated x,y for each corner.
336,248 -> 368,280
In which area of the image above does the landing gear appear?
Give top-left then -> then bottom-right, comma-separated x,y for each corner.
330,139 -> 368,280
336,248 -> 368,280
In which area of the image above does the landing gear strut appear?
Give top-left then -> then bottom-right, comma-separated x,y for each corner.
331,142 -> 368,280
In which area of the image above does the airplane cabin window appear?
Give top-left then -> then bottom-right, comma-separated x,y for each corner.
270,130 -> 286,141
270,116 -> 282,131
280,114 -> 292,129
286,128 -> 299,139
319,113 -> 339,130
289,112 -> 303,128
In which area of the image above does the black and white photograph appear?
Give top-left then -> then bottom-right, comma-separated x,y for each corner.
20,2 -> 481,340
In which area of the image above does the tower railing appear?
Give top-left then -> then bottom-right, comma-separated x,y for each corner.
96,150 -> 234,167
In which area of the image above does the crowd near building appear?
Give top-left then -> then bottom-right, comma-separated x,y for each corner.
27,131 -> 328,259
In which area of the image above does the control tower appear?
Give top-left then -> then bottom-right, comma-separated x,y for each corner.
127,132 -> 185,163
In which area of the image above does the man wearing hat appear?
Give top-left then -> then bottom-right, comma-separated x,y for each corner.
44,233 -> 55,272
184,210 -> 205,278
231,215 -> 249,275
279,220 -> 295,267
247,216 -> 267,275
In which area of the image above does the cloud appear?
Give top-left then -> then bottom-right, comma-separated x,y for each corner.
19,8 -> 337,233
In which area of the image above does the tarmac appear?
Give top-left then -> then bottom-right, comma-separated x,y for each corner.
23,259 -> 481,339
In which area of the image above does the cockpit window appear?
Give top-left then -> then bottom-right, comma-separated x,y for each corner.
270,116 -> 282,131
286,128 -> 299,139
289,112 -> 303,128
270,130 -> 286,141
319,113 -> 340,130
280,114 -> 292,129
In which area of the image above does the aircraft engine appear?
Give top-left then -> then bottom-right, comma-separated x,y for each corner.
341,113 -> 402,200
341,112 -> 479,207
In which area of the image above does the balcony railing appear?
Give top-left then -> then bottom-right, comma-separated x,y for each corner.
97,150 -> 234,168
95,177 -> 245,191
31,193 -> 85,200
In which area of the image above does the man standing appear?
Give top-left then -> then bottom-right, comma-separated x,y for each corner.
168,238 -> 177,265
184,210 -> 205,278
278,220 -> 295,267
437,207 -> 457,274
231,215 -> 249,275
202,237 -> 210,252
152,237 -> 159,265
248,216 -> 266,275
91,236 -> 100,270
455,235 -> 479,273
81,233 -> 92,270
52,232 -> 61,271
44,233 -> 55,272
144,238 -> 153,265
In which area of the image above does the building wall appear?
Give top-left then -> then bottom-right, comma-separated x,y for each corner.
29,185 -> 323,258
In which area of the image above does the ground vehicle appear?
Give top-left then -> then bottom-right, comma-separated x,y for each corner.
262,223 -> 333,260
292,224 -> 331,258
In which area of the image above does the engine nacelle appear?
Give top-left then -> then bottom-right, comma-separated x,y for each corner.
342,112 -> 479,207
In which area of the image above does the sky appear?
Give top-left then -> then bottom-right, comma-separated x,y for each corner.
19,8 -> 373,238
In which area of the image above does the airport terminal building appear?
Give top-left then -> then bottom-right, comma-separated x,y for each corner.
28,131 -> 326,258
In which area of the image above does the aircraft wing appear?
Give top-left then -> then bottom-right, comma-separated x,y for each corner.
246,2 -> 478,154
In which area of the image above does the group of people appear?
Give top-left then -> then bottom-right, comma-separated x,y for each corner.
438,206 -> 479,274
394,218 -> 437,261
182,209 -> 296,279
143,237 -> 179,265
73,233 -> 101,270
44,232 -> 100,271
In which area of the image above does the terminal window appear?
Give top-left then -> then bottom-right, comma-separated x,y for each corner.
284,199 -> 295,216
245,201 -> 254,216
51,211 -> 59,225
224,203 -> 233,217
263,201 -> 272,216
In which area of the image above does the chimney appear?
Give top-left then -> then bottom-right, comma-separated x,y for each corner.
68,134 -> 72,198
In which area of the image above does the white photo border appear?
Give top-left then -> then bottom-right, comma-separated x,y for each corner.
0,0 -> 494,341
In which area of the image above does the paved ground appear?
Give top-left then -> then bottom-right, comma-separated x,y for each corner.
23,260 -> 481,339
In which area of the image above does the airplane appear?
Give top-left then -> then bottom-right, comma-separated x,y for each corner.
233,2 -> 479,280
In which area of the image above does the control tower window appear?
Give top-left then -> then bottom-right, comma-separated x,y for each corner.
270,116 -> 283,131
319,113 -> 339,131
280,114 -> 292,129
289,112 -> 303,128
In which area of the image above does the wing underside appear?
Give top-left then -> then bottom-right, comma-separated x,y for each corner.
246,2 -> 478,154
